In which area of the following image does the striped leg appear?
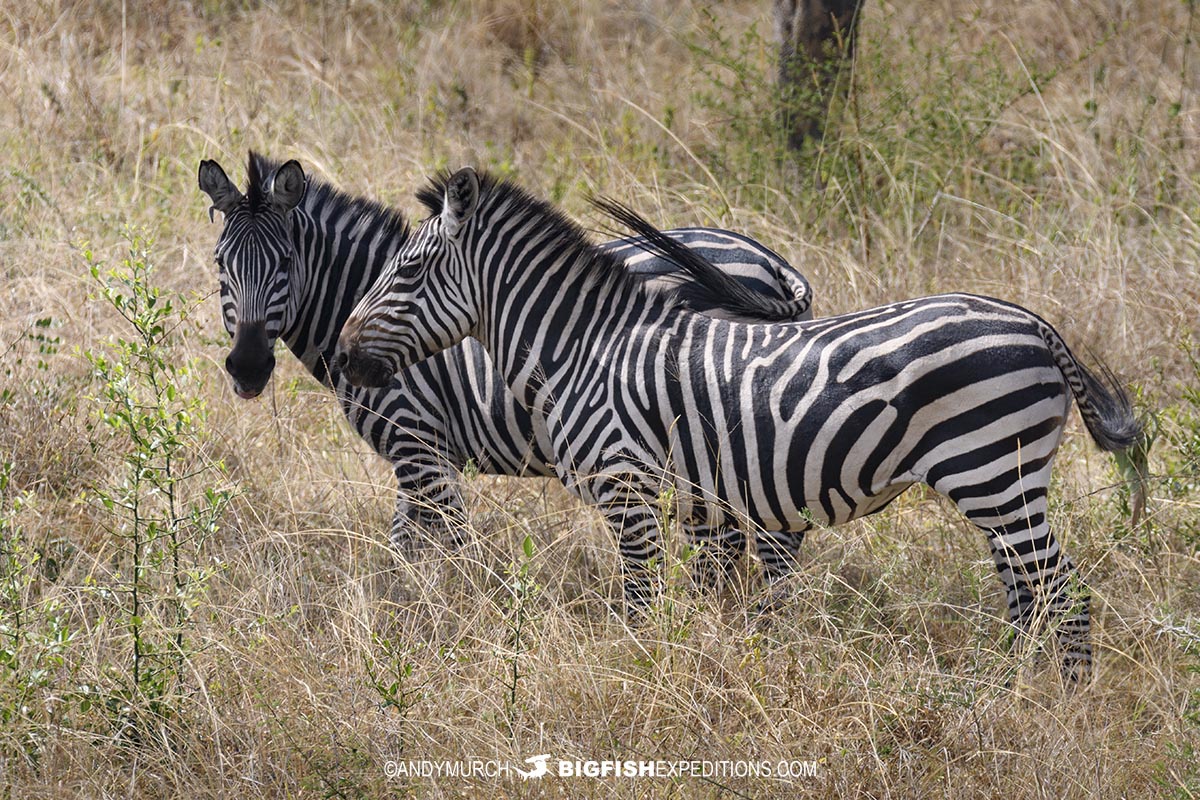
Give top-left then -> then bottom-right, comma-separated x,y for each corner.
955,481 -> 1091,683
391,459 -> 469,554
1046,553 -> 1091,683
978,518 -> 1091,682
683,518 -> 745,590
758,530 -> 807,584
752,529 -> 808,614
593,476 -> 664,612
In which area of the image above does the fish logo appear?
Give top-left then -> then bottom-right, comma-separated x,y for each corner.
516,754 -> 551,780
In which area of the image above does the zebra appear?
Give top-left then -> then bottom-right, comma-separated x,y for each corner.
334,166 -> 1145,682
197,152 -> 814,571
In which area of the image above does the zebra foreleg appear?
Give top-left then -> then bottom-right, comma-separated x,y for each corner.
682,518 -> 745,591
755,529 -> 808,612
757,529 -> 807,584
593,479 -> 665,614
390,461 -> 470,554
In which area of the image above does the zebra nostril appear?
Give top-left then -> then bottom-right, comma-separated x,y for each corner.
332,349 -> 349,373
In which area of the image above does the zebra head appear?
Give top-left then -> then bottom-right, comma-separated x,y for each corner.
335,167 -> 481,387
198,154 -> 305,399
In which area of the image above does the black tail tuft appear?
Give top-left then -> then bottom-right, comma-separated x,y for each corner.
1073,357 -> 1150,525
590,197 -> 805,323
1075,359 -> 1143,453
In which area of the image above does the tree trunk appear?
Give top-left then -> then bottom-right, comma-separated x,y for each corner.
775,0 -> 864,150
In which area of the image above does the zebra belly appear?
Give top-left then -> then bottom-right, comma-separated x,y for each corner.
647,336 -> 1067,533
663,456 -> 914,532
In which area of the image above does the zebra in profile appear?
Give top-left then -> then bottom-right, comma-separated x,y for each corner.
197,152 -> 814,569
335,167 -> 1145,682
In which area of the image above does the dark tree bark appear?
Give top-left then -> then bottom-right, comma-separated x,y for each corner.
775,0 -> 864,150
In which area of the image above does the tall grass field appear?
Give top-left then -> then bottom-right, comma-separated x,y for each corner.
1,1 -> 1198,797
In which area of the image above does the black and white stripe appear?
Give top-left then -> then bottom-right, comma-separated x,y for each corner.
198,153 -> 814,557
337,167 -> 1143,682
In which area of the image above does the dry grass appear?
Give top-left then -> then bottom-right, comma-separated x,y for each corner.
1,0 -> 1198,797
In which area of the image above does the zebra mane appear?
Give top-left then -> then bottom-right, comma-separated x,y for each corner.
415,169 -> 658,299
245,151 -> 409,242
245,151 -> 268,212
415,170 -> 802,323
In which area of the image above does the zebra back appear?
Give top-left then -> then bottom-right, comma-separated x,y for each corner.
600,227 -> 813,320
592,198 -> 810,323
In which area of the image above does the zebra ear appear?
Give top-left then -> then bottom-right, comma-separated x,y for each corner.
198,159 -> 243,221
268,159 -> 306,214
442,167 -> 479,238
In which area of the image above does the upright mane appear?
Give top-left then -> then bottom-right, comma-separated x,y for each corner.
246,151 -> 410,243
415,169 -> 803,323
415,169 -> 650,298
245,151 -> 268,212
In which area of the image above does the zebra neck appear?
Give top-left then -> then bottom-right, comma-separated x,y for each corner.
479,263 -> 659,409
281,208 -> 402,386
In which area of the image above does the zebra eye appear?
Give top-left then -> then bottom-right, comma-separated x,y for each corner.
396,258 -> 422,278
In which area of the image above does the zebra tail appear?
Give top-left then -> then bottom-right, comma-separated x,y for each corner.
1041,324 -> 1150,524
590,197 -> 805,323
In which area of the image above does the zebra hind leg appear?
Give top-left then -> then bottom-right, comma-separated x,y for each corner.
960,493 -> 1092,685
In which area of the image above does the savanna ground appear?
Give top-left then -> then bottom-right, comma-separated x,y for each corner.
1,1 -> 1199,797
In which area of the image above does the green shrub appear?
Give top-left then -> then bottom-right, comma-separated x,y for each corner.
81,231 -> 230,740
